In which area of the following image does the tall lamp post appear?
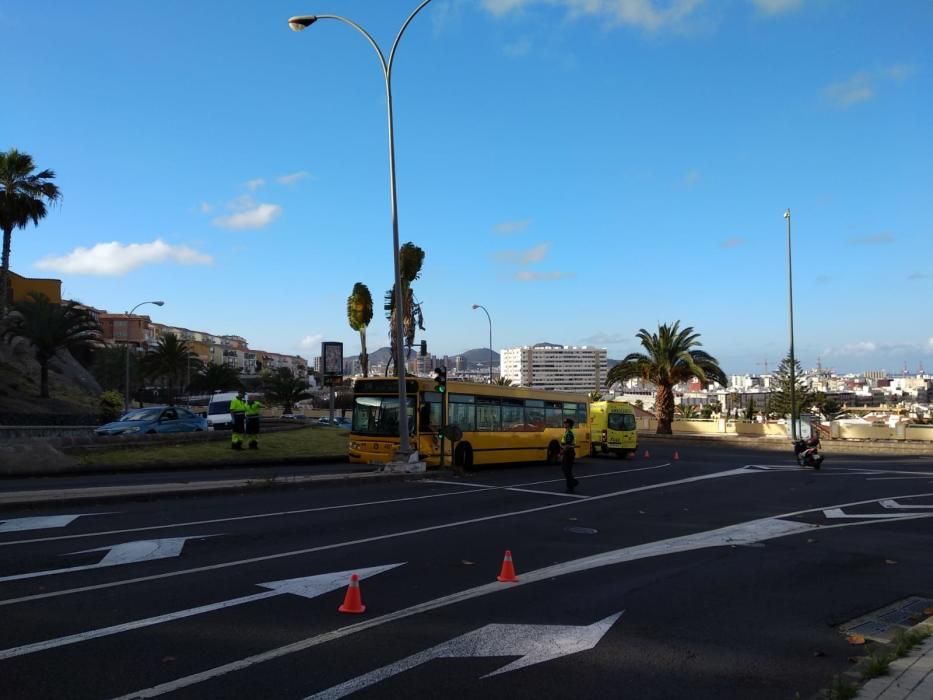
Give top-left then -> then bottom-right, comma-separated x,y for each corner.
125,300 -> 164,411
289,0 -> 436,457
471,304 -> 493,383
784,208 -> 798,441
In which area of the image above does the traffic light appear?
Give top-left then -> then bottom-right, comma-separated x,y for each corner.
432,366 -> 447,394
420,340 -> 427,357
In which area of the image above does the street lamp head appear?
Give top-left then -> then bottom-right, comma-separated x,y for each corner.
153,301 -> 165,307
288,15 -> 318,31
784,208 -> 790,220
471,304 -> 480,310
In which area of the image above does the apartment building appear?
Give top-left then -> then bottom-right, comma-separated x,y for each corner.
500,343 -> 608,392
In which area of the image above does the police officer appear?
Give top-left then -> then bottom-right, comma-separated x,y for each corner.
230,388 -> 247,450
560,418 -> 579,493
245,394 -> 262,450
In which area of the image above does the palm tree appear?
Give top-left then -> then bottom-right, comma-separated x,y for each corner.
677,404 -> 699,419
347,282 -> 374,377
606,321 -> 727,434
140,333 -> 201,404
188,363 -> 242,394
588,390 -> 604,402
384,242 -> 425,375
494,376 -> 514,386
263,367 -> 311,414
0,149 -> 62,315
1,292 -> 101,398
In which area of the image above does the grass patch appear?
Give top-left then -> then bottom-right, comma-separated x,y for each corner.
826,675 -> 858,700
77,426 -> 350,467
893,627 -> 931,657
860,650 -> 895,680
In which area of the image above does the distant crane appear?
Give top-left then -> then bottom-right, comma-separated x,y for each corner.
755,360 -> 772,374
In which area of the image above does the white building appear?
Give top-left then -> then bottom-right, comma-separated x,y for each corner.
501,344 -> 608,392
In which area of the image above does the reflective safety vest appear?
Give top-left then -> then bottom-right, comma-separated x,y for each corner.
245,400 -> 261,416
230,397 -> 247,415
561,428 -> 575,447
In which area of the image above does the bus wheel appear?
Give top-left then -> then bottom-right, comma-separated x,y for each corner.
454,443 -> 473,468
547,442 -> 561,465
590,444 -> 598,458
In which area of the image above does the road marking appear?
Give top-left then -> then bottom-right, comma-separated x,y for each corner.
0,563 -> 402,661
429,463 -> 674,492
0,489 -> 495,548
109,494 -> 933,700
822,508 -> 915,520
0,467 -> 754,608
881,499 -> 933,509
0,536 -> 213,583
0,513 -> 116,534
306,612 -> 623,699
110,514 -> 859,700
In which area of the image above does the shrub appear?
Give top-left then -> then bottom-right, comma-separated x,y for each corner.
98,390 -> 125,423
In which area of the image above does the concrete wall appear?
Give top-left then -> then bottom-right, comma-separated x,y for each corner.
636,417 -> 933,444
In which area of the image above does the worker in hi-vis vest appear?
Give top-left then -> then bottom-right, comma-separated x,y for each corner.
230,388 -> 248,450
245,395 -> 262,450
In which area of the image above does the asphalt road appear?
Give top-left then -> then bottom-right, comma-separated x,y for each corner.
2,443 -> 933,699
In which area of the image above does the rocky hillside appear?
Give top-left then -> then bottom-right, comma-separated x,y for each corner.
0,340 -> 101,423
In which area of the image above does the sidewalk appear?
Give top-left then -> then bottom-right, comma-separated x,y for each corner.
856,630 -> 933,700
0,467 -> 443,508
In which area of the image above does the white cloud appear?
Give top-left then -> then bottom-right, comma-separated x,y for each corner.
580,332 -> 628,344
34,239 -> 212,277
299,334 -> 324,349
515,270 -> 575,281
245,178 -> 266,191
721,237 -> 743,249
495,242 -> 550,264
823,65 -> 915,109
277,171 -> 310,186
823,72 -> 874,108
199,202 -> 213,214
212,195 -> 282,230
482,0 -> 704,32
492,219 -> 532,235
750,0 -> 802,14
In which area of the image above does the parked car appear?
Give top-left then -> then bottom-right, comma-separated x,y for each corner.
280,413 -> 307,421
96,406 -> 209,436
316,416 -> 351,428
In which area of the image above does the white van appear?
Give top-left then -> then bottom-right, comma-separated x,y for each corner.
206,391 -> 239,430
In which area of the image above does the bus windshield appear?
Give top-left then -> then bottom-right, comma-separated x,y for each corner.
352,395 -> 416,436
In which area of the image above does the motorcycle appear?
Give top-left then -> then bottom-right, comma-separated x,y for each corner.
793,434 -> 823,469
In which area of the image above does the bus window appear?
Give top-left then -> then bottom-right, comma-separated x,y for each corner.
476,398 -> 501,432
545,401 -> 564,428
501,399 -> 525,431
352,395 -> 415,436
449,394 -> 475,432
525,399 -> 545,432
419,392 -> 442,433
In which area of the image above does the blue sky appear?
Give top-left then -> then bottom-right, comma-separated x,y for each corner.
4,0 -> 931,375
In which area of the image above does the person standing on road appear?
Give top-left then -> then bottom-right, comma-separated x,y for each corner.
245,394 -> 262,450
561,418 -> 579,493
230,388 -> 247,450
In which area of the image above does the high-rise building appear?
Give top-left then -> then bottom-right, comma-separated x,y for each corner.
500,343 -> 607,392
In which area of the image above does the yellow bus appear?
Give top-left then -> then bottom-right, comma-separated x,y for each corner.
348,377 -> 590,468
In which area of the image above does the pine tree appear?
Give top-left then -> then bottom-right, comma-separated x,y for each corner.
769,353 -> 811,419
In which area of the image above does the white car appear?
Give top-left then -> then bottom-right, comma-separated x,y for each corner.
206,391 -> 239,430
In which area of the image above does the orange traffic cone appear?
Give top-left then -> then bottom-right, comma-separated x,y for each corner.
626,451 -> 635,460
497,550 -> 519,582
338,573 -> 366,614
673,450 -> 680,460
643,449 -> 650,459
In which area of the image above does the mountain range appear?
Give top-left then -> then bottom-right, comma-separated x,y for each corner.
346,347 -> 500,369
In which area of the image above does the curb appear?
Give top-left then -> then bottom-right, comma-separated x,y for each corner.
0,469 -> 452,510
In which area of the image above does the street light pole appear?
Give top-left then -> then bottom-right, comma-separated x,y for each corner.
784,208 -> 798,441
472,304 -> 493,383
124,300 -> 164,412
289,0 -> 435,457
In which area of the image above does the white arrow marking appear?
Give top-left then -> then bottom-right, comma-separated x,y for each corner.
822,508 -> 915,520
0,563 -> 402,661
0,536 -> 214,583
0,513 -> 115,534
306,612 -> 623,699
881,499 -> 933,510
